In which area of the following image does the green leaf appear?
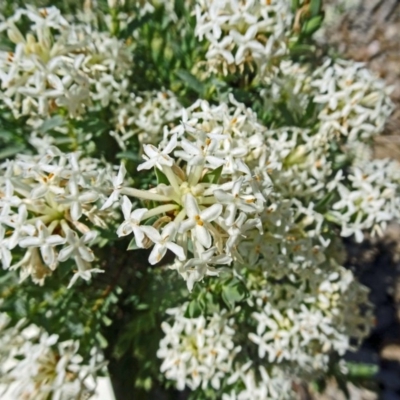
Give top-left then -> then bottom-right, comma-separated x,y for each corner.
302,15 -> 323,36
155,167 -> 169,185
184,299 -> 202,318
101,315 -> 113,326
122,12 -> 154,37
324,212 -> 340,224
176,70 -> 204,95
310,0 -> 322,16
39,116 -> 65,133
346,362 -> 378,379
289,43 -> 316,55
116,151 -> 141,161
201,165 -> 223,184
277,104 -> 296,126
127,237 -> 140,251
221,280 -> 247,309
95,332 -> 109,349
291,0 -> 300,12
315,191 -> 335,213
0,129 -> 14,141
0,145 -> 25,160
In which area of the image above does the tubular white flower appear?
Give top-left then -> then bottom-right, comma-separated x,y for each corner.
0,204 -> 35,249
19,220 -> 65,269
0,145 -> 114,285
57,180 -> 99,221
137,134 -> 177,171
107,98 -> 267,283
214,177 -> 260,226
141,222 -> 185,265
116,196 -> 148,247
183,247 -> 231,291
101,163 -> 127,210
0,225 -> 12,269
180,194 -> 222,249
58,228 -> 97,265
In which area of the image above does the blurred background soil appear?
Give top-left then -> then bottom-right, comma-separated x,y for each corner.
323,0 -> 400,157
310,1 -> 400,399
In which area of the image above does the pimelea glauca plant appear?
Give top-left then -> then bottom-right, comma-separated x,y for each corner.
0,0 -> 396,399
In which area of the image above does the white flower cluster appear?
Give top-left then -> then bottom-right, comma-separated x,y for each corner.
236,200 -> 327,281
222,362 -> 294,400
0,6 -> 131,118
105,91 -> 400,290
260,127 -> 336,206
331,158 -> 400,242
248,264 -> 372,373
110,90 -> 183,149
157,304 -> 240,391
1,1 -> 399,399
157,304 -> 296,399
194,0 -> 293,75
152,95 -> 380,395
260,58 -> 394,144
260,60 -> 314,122
104,97 -> 271,290
0,145 -> 114,286
0,317 -> 103,400
157,263 -> 372,396
312,58 -> 394,143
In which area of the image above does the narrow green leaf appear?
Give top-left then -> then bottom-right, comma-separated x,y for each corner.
302,15 -> 323,36
291,0 -> 300,12
184,299 -> 201,318
0,145 -> 25,160
95,331 -> 108,348
315,191 -> 335,213
127,237 -> 140,251
222,284 -> 246,309
116,151 -> 141,161
346,362 -> 378,378
310,0 -> 322,16
155,167 -> 169,185
201,165 -> 223,184
176,70 -> 204,95
0,129 -> 13,140
39,116 -> 65,133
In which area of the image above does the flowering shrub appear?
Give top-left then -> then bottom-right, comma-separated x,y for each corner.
0,0 -> 396,399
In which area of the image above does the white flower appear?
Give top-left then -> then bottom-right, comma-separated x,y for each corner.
174,137 -> 224,168
0,204 -> 35,249
116,196 -> 148,247
57,179 -> 99,221
137,134 -> 177,171
141,222 -> 185,265
183,247 -> 231,291
0,225 -> 12,269
0,6 -> 132,118
180,194 -> 222,249
214,177 -> 260,225
101,163 -> 127,210
19,220 -> 65,269
58,229 -> 97,272
0,321 -> 104,400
